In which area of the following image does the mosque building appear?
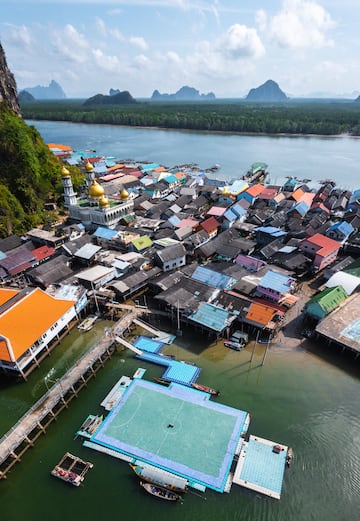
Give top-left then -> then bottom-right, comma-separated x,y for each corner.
61,163 -> 134,230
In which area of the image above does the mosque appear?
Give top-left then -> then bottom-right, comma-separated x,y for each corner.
62,162 -> 134,229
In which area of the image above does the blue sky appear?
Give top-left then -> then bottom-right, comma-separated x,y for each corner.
1,0 -> 360,99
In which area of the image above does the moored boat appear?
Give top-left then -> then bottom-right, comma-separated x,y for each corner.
286,447 -> 294,467
77,315 -> 98,332
191,382 -> 220,396
224,340 -> 245,351
139,481 -> 182,501
129,463 -> 187,493
153,377 -> 171,387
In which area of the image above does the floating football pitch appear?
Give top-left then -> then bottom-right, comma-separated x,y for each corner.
91,379 -> 248,491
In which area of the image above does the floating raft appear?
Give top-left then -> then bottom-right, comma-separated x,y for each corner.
232,435 -> 287,499
100,376 -> 131,411
51,452 -> 93,487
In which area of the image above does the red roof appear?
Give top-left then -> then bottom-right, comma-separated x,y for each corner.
303,233 -> 341,257
32,245 -> 56,262
201,216 -> 220,234
258,187 -> 278,200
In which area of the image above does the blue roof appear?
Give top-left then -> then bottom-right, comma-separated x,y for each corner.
327,221 -> 354,235
256,226 -> 287,237
224,208 -> 237,222
140,163 -> 160,172
231,203 -> 247,217
258,269 -> 294,294
163,175 -> 178,184
189,303 -> 231,332
291,201 -> 310,217
93,226 -> 118,240
168,215 -> 181,226
191,266 -> 236,289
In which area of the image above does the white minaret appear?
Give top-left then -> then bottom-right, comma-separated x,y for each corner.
85,161 -> 96,187
62,166 -> 77,207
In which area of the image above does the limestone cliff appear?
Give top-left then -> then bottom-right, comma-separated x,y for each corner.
0,43 -> 21,115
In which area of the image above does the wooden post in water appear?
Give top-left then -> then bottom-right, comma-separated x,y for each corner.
261,334 -> 271,366
250,330 -> 259,363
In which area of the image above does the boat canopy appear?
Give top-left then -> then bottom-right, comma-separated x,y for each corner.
134,462 -> 188,491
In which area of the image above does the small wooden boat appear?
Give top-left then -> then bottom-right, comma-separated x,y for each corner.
191,382 -> 219,396
78,315 -> 98,332
139,481 -> 182,501
286,447 -> 294,467
153,377 -> 171,387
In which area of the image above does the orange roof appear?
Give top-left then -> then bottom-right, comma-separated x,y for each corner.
0,288 -> 19,307
291,188 -> 307,202
0,288 -> 75,362
245,302 -> 277,326
299,192 -> 315,205
246,184 -> 265,197
47,143 -> 72,151
107,164 -> 125,172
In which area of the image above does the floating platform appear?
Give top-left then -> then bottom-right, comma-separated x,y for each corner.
51,452 -> 93,486
100,376 -> 132,411
88,378 -> 250,493
232,435 -> 287,499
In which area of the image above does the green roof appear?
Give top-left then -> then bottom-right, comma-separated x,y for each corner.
306,285 -> 347,318
131,235 -> 153,251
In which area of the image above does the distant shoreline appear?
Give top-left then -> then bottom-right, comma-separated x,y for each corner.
26,118 -> 360,140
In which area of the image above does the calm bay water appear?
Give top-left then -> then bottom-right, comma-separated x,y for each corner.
1,122 -> 360,520
27,120 -> 360,189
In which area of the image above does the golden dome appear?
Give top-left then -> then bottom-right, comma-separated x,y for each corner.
120,187 -> 129,199
99,195 -> 110,207
62,166 -> 70,177
85,162 -> 94,171
88,180 -> 105,198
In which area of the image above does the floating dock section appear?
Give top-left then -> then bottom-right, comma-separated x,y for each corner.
100,376 -> 132,411
115,336 -> 143,355
232,435 -> 287,499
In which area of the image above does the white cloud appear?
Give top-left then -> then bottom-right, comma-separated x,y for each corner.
52,24 -> 89,63
92,48 -> 121,71
268,0 -> 335,48
217,24 -> 265,59
129,36 -> 148,51
255,9 -> 267,32
4,23 -> 33,49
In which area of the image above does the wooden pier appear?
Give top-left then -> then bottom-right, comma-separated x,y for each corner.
0,306 -> 147,480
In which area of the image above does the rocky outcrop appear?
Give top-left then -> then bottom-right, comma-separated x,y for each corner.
0,43 -> 21,115
83,91 -> 137,106
151,86 -> 216,101
24,80 -> 66,100
246,80 -> 288,102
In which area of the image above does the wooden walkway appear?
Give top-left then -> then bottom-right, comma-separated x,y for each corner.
0,306 -> 148,480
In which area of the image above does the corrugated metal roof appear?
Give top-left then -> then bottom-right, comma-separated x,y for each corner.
191,266 -> 236,289
258,270 -> 294,294
189,303 -> 231,332
74,244 -> 102,260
